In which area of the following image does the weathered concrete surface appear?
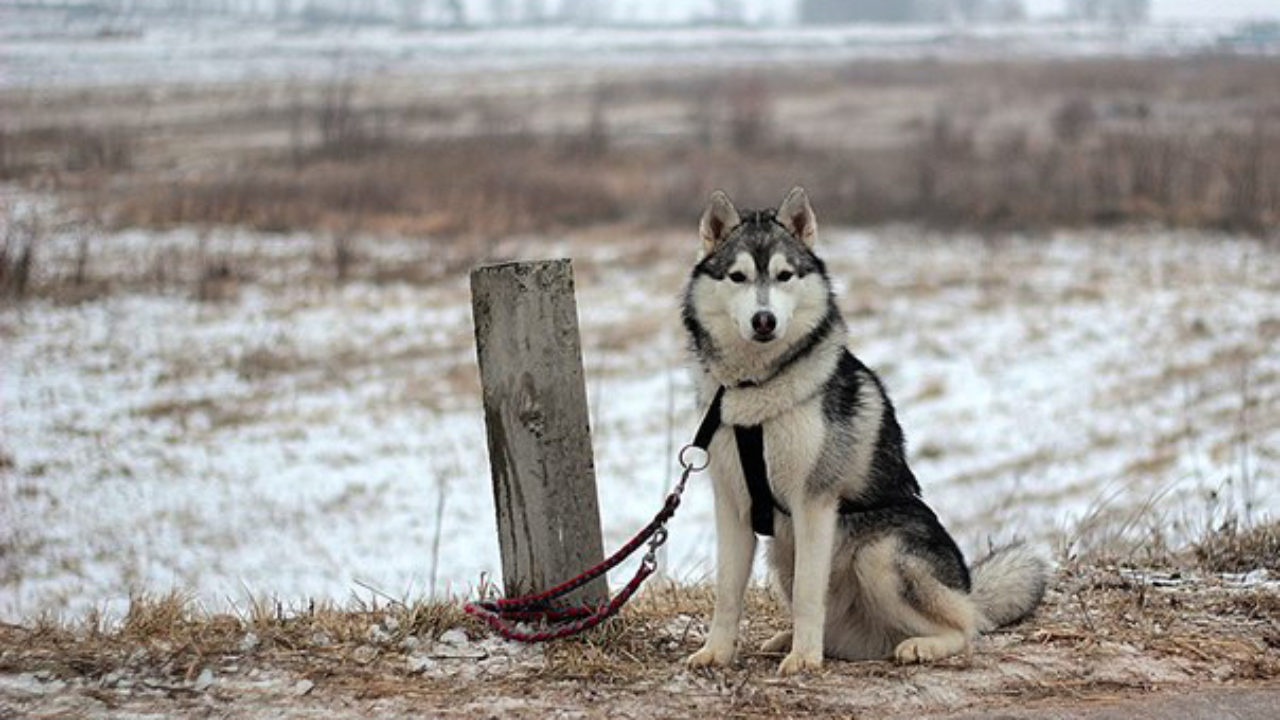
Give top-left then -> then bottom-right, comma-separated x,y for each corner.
471,259 -> 607,605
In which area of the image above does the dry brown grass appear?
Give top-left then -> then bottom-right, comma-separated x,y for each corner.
3,529 -> 1277,692
1193,521 -> 1280,574
2,524 -> 1278,720
105,138 -> 843,238
107,118 -> 1280,240
0,590 -> 482,686
4,56 -> 1279,310
0,124 -> 135,181
7,56 -> 1271,249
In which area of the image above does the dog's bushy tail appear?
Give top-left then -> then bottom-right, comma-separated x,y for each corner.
970,541 -> 1048,632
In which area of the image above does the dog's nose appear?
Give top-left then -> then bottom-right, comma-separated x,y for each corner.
751,311 -> 777,337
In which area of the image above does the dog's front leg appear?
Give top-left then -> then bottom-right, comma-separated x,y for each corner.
778,498 -> 837,675
687,490 -> 756,668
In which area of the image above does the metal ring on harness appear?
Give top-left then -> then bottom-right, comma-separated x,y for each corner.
678,444 -> 710,472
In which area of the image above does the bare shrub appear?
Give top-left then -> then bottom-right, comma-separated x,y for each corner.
0,212 -> 40,302
0,128 -> 15,178
332,218 -> 361,284
1052,97 -> 1098,145
318,78 -> 361,153
195,256 -> 239,303
914,108 -> 979,223
556,83 -> 612,160
0,125 -> 135,180
725,75 -> 773,150
687,79 -> 716,150
237,341 -> 299,381
195,231 -> 241,303
72,225 -> 92,287
681,75 -> 775,152
64,127 -> 135,173
1221,118 -> 1275,233
314,77 -> 391,160
287,84 -> 308,168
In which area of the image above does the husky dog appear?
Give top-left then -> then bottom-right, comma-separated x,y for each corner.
681,188 -> 1047,676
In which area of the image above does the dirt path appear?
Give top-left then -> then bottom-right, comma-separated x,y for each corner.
3,559 -> 1278,720
3,669 -> 1278,719
941,686 -> 1280,719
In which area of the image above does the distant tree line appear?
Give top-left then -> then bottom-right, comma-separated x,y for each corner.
28,0 -> 1151,27
798,0 -> 1151,24
1066,0 -> 1150,25
798,0 -> 1024,24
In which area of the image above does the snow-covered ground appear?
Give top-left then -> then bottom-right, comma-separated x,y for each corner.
0,9 -> 1263,91
2,218 -> 1276,620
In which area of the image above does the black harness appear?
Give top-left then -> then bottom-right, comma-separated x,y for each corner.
691,384 -> 918,536
692,386 -> 790,537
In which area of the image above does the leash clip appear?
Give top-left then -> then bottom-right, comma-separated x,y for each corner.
641,526 -> 669,573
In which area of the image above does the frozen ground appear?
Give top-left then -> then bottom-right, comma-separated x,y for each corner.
0,8 -> 1258,91
2,555 -> 1278,719
1,215 -> 1276,621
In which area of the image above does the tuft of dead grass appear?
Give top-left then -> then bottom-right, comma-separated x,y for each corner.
1192,521 -> 1280,574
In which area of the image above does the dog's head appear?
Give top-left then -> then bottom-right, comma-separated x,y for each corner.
686,187 -> 830,355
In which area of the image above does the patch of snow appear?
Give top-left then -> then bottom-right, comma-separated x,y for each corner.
1,221 -> 1277,620
192,668 -> 215,692
239,633 -> 261,653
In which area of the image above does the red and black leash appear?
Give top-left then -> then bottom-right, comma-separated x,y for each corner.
463,388 -> 725,642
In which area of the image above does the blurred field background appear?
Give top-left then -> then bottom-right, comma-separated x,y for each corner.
1,0 -> 1279,623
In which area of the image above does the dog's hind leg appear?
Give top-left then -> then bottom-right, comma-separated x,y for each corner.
894,629 -> 968,663
889,556 -> 978,664
760,629 -> 792,653
840,536 -> 977,664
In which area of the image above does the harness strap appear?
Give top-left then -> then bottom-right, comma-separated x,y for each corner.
693,387 -> 726,450
733,425 -> 783,536
704,387 -> 789,538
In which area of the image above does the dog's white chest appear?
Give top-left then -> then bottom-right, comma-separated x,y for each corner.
706,396 -> 825,522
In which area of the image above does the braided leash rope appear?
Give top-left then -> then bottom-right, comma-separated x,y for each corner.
463,443 -> 711,643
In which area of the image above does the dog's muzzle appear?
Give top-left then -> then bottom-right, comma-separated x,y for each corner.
751,310 -> 777,342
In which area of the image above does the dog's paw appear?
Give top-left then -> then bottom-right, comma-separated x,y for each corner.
760,630 -> 792,654
777,648 -> 822,676
686,642 -> 734,669
893,636 -> 957,664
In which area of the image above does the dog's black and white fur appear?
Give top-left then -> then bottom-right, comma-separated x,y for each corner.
682,188 -> 1047,675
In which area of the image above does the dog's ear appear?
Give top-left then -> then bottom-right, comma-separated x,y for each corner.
777,186 -> 817,248
699,190 -> 740,254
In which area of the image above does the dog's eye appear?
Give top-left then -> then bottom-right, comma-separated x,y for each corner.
777,271 -> 794,282
728,272 -> 748,284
